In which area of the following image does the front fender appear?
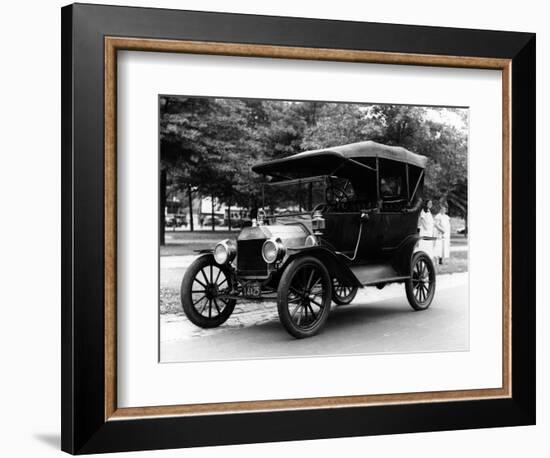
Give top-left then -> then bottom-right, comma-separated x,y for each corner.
280,246 -> 362,287
186,252 -> 238,287
194,248 -> 213,254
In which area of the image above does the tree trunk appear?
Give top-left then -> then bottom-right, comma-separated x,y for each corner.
159,169 -> 166,246
228,202 -> 231,231
211,194 -> 215,231
187,184 -> 194,232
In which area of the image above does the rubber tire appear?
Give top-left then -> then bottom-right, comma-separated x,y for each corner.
405,252 -> 436,311
277,256 -> 332,338
180,255 -> 236,328
332,280 -> 358,306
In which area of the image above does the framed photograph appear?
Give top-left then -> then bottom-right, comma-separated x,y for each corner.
61,3 -> 536,454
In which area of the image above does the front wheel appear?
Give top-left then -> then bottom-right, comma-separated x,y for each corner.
405,252 -> 436,311
277,256 -> 332,338
180,255 -> 236,328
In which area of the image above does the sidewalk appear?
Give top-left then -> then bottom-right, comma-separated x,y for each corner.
450,245 -> 468,252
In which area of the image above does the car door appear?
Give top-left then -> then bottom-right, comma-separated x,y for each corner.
322,211 -> 361,257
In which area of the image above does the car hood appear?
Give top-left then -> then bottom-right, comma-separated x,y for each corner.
237,223 -> 310,248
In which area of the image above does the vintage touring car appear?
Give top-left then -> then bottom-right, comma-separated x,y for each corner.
180,140 -> 436,338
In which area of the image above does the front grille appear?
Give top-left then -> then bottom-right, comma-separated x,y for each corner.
237,239 -> 268,276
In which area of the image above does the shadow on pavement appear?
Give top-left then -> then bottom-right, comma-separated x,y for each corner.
231,301 -> 415,341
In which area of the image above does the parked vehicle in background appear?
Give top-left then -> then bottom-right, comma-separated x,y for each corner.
165,199 -> 187,227
224,208 -> 250,229
202,215 -> 224,227
227,217 -> 251,229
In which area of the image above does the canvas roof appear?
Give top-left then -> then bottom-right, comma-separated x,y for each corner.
252,140 -> 427,177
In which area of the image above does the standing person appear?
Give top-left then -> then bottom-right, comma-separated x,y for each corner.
417,199 -> 434,258
434,204 -> 451,264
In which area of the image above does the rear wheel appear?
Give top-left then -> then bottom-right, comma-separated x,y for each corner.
180,255 -> 236,328
277,257 -> 332,338
332,278 -> 358,305
405,252 -> 436,311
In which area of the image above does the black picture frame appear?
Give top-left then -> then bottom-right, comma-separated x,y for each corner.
61,3 -> 535,454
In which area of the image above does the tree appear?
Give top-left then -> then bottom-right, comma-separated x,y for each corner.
160,96 -> 215,234
160,98 -> 469,237
160,96 -> 264,232
366,105 -> 468,218
301,103 -> 374,150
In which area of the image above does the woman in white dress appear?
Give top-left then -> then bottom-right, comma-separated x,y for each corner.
434,204 -> 451,264
417,200 -> 434,258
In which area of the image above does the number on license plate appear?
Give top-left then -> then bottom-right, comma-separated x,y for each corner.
244,283 -> 261,298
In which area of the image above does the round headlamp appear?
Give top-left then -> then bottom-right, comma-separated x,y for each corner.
213,239 -> 236,265
262,238 -> 285,264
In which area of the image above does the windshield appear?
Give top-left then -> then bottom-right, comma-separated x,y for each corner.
262,176 -> 325,215
261,175 -> 356,216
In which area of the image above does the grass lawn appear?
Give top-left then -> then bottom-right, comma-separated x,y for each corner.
436,250 -> 468,275
162,230 -> 236,256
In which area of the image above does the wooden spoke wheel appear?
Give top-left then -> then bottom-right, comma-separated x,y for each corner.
180,255 -> 236,328
405,252 -> 436,311
277,256 -> 332,338
332,278 -> 358,305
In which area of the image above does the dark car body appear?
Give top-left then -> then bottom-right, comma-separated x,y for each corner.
181,141 -> 436,338
242,141 -> 426,285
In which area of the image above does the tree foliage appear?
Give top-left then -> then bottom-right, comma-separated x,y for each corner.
160,97 -> 468,218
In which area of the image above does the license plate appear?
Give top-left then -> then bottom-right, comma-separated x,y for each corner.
243,282 -> 262,299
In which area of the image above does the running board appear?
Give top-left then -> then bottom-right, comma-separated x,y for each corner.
349,264 -> 410,286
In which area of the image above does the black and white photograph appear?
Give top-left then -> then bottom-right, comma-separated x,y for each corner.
0,1 -> 541,456
159,96 -> 469,362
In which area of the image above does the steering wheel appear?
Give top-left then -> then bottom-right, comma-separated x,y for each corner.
326,183 -> 350,204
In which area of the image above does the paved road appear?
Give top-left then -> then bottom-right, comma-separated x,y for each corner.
160,274 -> 468,362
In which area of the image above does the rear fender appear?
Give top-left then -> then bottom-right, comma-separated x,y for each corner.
391,235 -> 421,275
277,246 -> 362,287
